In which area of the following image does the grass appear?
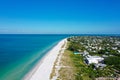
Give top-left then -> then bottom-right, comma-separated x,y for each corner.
70,54 -> 93,80
58,41 -> 93,80
58,50 -> 76,80
52,41 -> 114,80
50,41 -> 67,79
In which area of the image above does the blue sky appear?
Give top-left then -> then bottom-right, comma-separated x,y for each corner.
0,0 -> 120,34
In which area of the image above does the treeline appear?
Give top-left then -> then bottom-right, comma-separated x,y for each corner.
104,56 -> 120,71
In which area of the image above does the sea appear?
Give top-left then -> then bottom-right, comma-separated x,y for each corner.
0,34 -> 120,80
0,34 -> 68,80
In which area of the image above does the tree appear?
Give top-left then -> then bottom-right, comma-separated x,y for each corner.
68,42 -> 80,51
104,56 -> 120,69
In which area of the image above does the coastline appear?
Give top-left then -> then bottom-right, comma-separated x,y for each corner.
23,38 -> 67,80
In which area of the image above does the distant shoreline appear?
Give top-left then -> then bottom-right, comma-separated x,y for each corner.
23,38 -> 67,80
0,34 -> 120,36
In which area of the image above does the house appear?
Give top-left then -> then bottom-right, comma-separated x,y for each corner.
85,58 -> 98,64
85,55 -> 104,65
118,50 -> 120,53
91,56 -> 104,62
83,51 -> 89,56
112,47 -> 118,50
102,55 -> 108,58
94,63 -> 106,68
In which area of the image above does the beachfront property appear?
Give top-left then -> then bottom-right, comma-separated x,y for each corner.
85,55 -> 104,65
73,49 -> 106,68
82,51 -> 106,68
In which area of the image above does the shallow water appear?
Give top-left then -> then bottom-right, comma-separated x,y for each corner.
0,34 -> 68,80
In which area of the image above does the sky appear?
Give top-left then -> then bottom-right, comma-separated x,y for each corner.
0,0 -> 120,34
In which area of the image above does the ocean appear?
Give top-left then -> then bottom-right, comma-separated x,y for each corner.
0,34 -> 120,80
0,34 -> 68,80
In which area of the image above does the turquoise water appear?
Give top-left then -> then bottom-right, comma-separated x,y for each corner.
0,34 -> 68,80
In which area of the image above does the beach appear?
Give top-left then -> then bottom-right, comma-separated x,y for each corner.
23,38 -> 67,80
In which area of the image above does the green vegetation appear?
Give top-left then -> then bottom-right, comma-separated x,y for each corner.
105,56 -> 120,66
67,36 -> 120,79
104,56 -> 120,72
70,52 -> 115,80
71,54 -> 94,80
58,49 -> 76,80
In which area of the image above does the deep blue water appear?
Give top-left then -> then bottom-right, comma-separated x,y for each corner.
0,34 -> 68,80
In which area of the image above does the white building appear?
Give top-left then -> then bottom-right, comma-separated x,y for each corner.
94,63 -> 106,68
85,55 -> 104,65
118,50 -> 120,53
83,51 -> 89,56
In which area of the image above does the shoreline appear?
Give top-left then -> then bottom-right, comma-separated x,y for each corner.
23,38 -> 67,80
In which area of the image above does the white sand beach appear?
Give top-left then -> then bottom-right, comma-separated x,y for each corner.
23,39 -> 67,80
